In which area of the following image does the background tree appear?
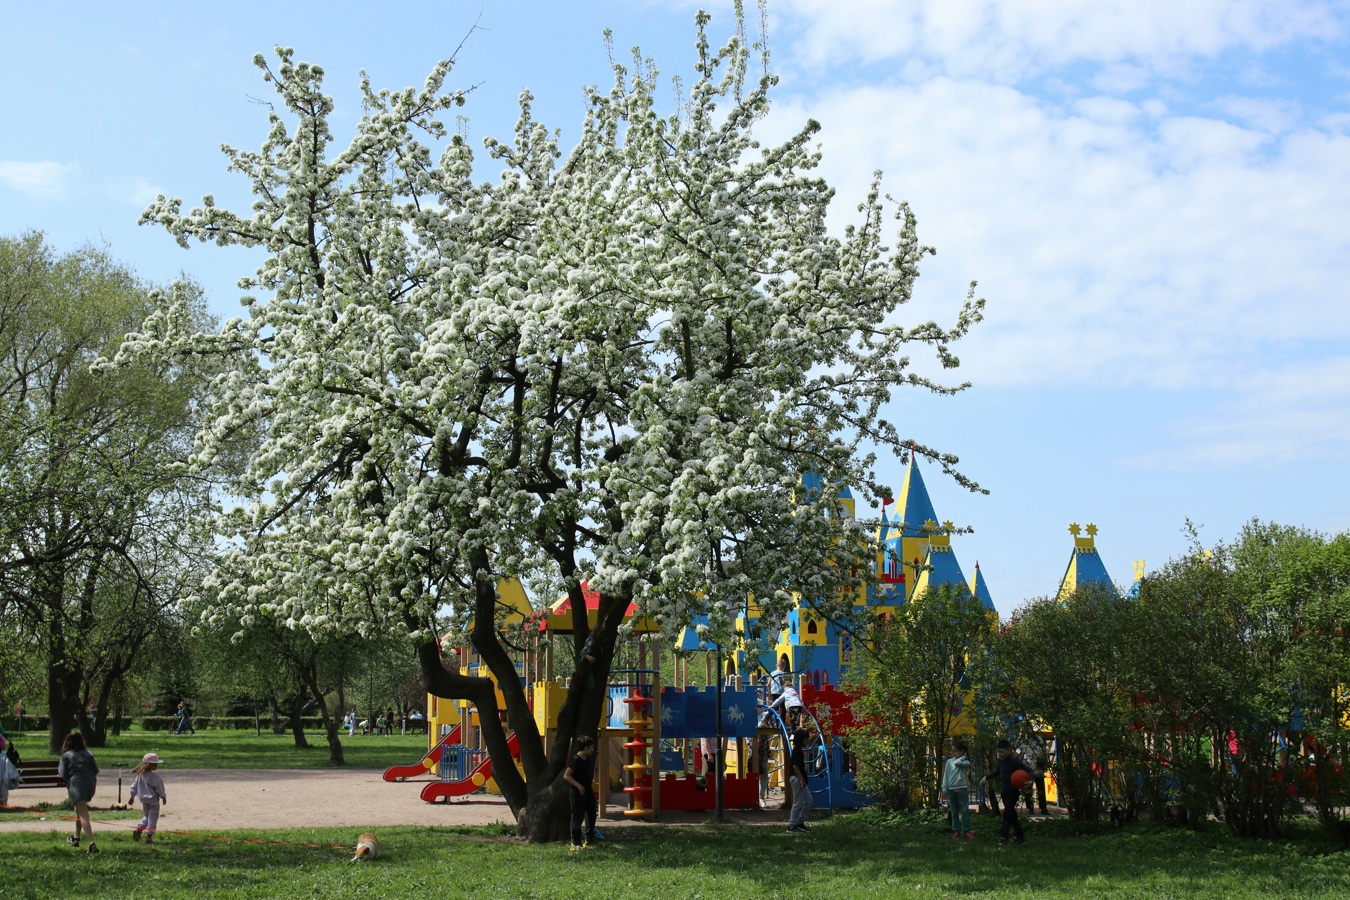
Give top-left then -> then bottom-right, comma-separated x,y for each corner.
988,521 -> 1349,838
193,610 -> 316,745
129,12 -> 982,841
1116,542 -> 1232,827
990,583 -> 1136,823
1196,522 -> 1347,838
0,233 -> 219,752
1271,530 -> 1350,836
844,582 -> 994,809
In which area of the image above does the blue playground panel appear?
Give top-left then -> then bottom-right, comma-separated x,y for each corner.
658,686 -> 759,739
437,745 -> 485,781
819,741 -> 874,808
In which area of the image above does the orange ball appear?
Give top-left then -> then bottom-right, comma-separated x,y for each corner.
1010,770 -> 1030,789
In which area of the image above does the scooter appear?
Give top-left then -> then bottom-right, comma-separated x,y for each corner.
110,764 -> 130,810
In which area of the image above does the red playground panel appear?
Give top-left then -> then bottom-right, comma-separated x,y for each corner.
382,724 -> 463,782
656,772 -> 760,811
420,733 -> 520,803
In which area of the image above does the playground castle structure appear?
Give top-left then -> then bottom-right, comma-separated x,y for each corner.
385,454 -> 1133,815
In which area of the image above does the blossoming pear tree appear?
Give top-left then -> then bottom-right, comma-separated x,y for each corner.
124,12 -> 983,841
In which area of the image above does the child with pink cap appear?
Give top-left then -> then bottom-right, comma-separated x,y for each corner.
130,753 -> 168,844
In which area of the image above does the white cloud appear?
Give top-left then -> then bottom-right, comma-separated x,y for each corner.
762,77 -> 1350,392
1210,96 -> 1302,133
776,0 -> 1344,81
1125,355 -> 1350,469
0,160 -> 78,200
103,176 -> 166,207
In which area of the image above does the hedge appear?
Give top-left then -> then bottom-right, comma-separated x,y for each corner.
139,716 -> 331,732
0,716 -> 134,733
0,715 -> 49,732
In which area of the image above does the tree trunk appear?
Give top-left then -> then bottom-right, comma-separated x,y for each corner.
410,566 -> 628,842
267,695 -> 286,736
88,675 -> 118,748
110,682 -> 125,737
299,658 -> 343,764
46,654 -> 84,755
516,781 -> 573,843
324,719 -> 345,764
287,692 -> 310,748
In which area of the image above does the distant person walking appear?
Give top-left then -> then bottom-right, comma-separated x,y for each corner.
130,752 -> 168,844
175,701 -> 195,735
59,731 -> 100,854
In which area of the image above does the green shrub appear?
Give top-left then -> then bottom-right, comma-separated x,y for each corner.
0,715 -> 50,732
140,715 -> 331,731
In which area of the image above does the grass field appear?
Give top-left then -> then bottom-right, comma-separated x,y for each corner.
1,810 -> 1346,899
4,728 -> 433,770
4,731 -> 1346,898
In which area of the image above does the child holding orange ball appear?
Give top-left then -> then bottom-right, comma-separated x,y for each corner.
981,739 -> 1033,846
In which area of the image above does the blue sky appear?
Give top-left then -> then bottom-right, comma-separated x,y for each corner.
4,1 -> 1348,615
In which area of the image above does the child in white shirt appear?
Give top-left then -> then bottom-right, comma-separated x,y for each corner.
130,752 -> 168,843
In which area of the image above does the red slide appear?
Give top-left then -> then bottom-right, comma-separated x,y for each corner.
420,733 -> 520,802
382,724 -> 463,782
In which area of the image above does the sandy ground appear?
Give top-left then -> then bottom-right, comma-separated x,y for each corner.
0,768 -> 791,838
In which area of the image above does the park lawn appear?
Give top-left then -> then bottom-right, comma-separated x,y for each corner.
4,728 -> 433,771
0,812 -> 1345,899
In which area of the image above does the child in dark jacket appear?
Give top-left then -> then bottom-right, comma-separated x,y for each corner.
563,736 -> 598,850
981,739 -> 1033,845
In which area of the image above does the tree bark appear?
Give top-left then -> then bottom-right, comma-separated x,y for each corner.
515,782 -> 573,844
286,693 -> 310,748
300,657 -> 343,764
267,695 -> 286,735
46,623 -> 84,754
412,563 -> 630,842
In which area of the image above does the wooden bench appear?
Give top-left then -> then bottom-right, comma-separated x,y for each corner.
16,759 -> 65,789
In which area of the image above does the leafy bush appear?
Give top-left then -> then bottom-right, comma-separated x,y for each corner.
843,584 -> 995,810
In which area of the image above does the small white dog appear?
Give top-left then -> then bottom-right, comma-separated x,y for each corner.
351,832 -> 379,862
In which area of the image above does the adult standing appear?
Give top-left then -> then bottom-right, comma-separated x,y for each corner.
1020,733 -> 1051,815
0,735 -> 21,808
59,731 -> 100,854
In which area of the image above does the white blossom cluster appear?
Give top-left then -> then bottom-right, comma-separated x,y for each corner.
124,21 -> 983,654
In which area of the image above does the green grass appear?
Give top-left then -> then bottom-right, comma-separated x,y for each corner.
6,798 -> 144,821
6,728 -> 432,770
0,810 -> 1345,899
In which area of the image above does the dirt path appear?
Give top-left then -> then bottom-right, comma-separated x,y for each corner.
0,769 -> 786,837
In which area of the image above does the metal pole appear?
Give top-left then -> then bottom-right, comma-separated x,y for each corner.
715,646 -> 724,819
